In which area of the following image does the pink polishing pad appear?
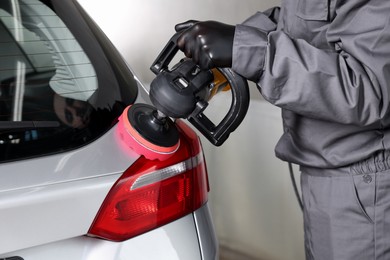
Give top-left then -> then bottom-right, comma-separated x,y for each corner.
117,106 -> 180,161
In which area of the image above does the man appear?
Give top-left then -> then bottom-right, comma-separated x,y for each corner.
175,1 -> 390,259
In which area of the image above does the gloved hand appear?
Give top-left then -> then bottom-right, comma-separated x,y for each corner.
175,20 -> 235,70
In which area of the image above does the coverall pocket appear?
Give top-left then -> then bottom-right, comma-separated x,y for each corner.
296,0 -> 329,21
351,173 -> 376,223
301,172 -> 376,259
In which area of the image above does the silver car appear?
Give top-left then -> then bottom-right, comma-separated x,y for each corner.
0,0 -> 218,259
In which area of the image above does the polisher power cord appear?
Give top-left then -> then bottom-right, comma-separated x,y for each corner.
288,162 -> 303,211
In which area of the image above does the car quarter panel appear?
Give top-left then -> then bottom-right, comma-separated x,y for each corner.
0,126 -> 137,254
0,212 -> 203,260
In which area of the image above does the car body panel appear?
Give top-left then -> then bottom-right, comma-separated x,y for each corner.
0,173 -> 119,254
0,125 -> 138,193
0,122 -> 137,254
194,204 -> 219,259
0,208 -> 208,260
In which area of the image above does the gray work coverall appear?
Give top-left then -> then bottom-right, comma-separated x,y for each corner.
232,0 -> 390,259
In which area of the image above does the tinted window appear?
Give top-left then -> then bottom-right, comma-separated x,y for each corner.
0,0 -> 138,162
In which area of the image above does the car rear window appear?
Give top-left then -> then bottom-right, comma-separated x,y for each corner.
0,0 -> 138,162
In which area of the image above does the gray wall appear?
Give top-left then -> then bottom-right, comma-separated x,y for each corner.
78,1 -> 305,259
78,0 -> 277,85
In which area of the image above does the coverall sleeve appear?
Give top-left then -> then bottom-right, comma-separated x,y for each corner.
232,3 -> 390,126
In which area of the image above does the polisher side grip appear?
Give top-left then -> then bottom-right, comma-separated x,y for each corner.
188,67 -> 249,146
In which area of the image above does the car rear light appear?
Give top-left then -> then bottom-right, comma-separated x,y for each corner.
88,120 -> 209,241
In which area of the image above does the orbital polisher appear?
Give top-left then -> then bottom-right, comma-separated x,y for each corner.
118,32 -> 250,160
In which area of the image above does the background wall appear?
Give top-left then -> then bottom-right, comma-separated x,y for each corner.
78,0 -> 277,85
77,1 -> 305,259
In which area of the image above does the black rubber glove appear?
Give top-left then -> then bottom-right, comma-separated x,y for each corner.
175,20 -> 235,70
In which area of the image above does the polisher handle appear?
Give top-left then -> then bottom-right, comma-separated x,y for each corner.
150,32 -> 181,75
188,68 -> 250,146
150,32 -> 250,146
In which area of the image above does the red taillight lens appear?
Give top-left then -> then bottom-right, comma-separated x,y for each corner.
88,121 -> 209,241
